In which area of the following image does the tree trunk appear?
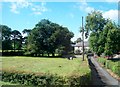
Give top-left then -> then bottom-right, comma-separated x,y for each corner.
42,53 -> 44,57
13,35 -> 15,52
52,53 -> 55,57
48,53 -> 49,57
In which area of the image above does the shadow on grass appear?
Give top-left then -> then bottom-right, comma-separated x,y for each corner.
2,54 -> 77,60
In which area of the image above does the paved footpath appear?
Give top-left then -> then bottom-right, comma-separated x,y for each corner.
88,57 -> 120,87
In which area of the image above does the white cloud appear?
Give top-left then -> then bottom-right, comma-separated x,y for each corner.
69,13 -> 74,18
85,6 -> 94,13
105,0 -> 119,2
32,2 -> 48,15
76,2 -> 94,13
9,1 -> 48,15
71,33 -> 81,42
103,10 -> 118,22
2,0 -> 32,2
10,3 -> 19,14
0,2 -> 1,8
10,0 -> 32,14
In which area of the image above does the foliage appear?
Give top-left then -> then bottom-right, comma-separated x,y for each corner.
1,25 -> 13,51
22,29 -> 31,52
85,11 -> 107,38
26,19 -> 74,56
85,11 -> 120,56
74,49 -> 81,55
11,30 -> 23,51
89,32 -> 99,54
0,81 -> 19,85
85,11 -> 107,56
0,25 -> 23,52
1,19 -> 73,56
97,57 -> 106,66
97,58 -> 120,77
2,51 -> 24,56
55,46 -> 65,56
2,71 -> 91,86
104,28 -> 120,56
2,57 -> 91,86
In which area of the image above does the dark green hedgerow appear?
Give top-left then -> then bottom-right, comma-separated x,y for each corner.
97,58 -> 120,77
2,71 -> 91,86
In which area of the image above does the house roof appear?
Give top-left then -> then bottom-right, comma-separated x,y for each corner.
73,41 -> 89,47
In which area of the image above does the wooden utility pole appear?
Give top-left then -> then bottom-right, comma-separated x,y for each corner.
82,16 -> 84,61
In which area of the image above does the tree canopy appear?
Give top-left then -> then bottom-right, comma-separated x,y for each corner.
1,25 -> 13,51
26,19 -> 74,56
0,19 -> 74,56
11,30 -> 23,51
85,11 -> 120,57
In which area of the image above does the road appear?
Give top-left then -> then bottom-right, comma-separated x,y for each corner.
88,56 -> 120,86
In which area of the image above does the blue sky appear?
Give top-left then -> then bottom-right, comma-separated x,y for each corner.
1,0 -> 119,41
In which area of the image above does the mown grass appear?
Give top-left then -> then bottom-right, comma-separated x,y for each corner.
1,56 -> 91,86
1,56 -> 90,77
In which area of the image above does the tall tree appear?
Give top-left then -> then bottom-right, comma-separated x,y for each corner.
26,19 -> 74,56
85,10 -> 120,57
11,30 -> 22,52
85,11 -> 107,36
85,11 -> 108,56
1,25 -> 12,51
22,29 -> 31,51
22,29 -> 31,35
104,26 -> 120,56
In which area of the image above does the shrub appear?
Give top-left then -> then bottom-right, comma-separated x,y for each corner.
2,51 -> 24,56
2,71 -> 91,86
74,49 -> 81,55
97,57 -> 120,77
97,58 -> 106,66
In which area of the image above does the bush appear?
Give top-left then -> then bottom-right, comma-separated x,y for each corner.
97,58 -> 106,66
97,58 -> 120,77
74,49 -> 81,55
2,51 -> 24,56
2,71 -> 91,86
68,73 -> 91,86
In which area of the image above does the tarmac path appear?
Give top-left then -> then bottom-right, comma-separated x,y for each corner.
88,56 -> 120,87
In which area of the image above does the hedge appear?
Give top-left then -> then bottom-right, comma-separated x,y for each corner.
2,51 -> 24,56
97,58 -> 120,77
2,71 -> 91,86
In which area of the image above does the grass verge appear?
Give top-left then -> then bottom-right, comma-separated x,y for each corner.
97,57 -> 120,78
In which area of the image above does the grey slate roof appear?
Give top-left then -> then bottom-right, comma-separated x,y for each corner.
74,41 -> 89,47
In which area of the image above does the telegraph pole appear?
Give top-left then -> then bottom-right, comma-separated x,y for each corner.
82,16 -> 84,61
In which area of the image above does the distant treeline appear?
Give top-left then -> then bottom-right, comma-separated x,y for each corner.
1,19 -> 74,56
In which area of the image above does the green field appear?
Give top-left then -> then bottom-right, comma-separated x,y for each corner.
2,56 -> 90,76
1,56 -> 91,85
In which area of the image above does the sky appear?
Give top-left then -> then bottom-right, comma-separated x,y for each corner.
0,0 -> 119,41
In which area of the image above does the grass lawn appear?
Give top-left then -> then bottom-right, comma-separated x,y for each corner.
1,56 -> 90,77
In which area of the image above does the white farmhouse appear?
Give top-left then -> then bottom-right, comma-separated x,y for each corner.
72,41 -> 89,54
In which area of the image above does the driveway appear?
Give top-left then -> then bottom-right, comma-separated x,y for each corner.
88,56 -> 120,86
74,55 -> 83,58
